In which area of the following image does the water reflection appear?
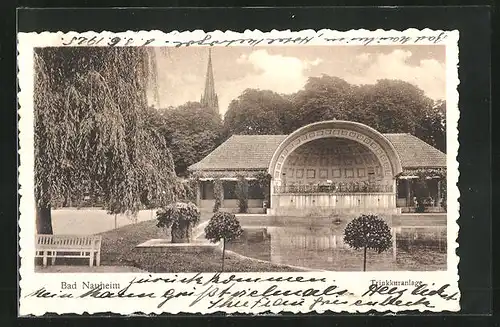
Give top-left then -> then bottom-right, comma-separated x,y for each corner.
236,226 -> 447,271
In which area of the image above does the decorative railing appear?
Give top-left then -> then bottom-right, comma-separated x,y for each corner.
274,183 -> 394,194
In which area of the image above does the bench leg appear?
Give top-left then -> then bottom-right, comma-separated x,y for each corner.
96,252 -> 101,267
51,256 -> 56,266
42,252 -> 47,267
89,253 -> 94,267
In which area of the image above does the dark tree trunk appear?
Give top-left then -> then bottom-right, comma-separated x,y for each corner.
36,204 -> 53,234
363,246 -> 367,271
221,239 -> 226,272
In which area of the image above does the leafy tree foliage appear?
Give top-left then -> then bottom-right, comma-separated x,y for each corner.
253,172 -> 272,206
286,75 -> 355,131
349,79 -> 435,134
235,176 -> 249,213
213,179 -> 223,213
415,100 -> 446,152
223,89 -> 293,135
34,47 -> 181,234
222,77 -> 445,154
157,202 -> 201,243
344,214 -> 392,271
161,102 -> 223,176
205,211 -> 243,271
180,178 -> 199,203
289,78 -> 438,135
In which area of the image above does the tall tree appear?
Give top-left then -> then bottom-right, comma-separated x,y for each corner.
222,76 -> 443,151
161,102 -> 223,176
350,79 -> 435,134
223,89 -> 292,135
286,76 -> 436,136
34,47 -> 182,234
286,75 -> 354,132
415,100 -> 446,152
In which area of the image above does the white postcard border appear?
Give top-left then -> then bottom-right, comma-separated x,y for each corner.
18,29 -> 460,315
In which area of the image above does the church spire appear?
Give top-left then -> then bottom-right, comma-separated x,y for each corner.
200,48 -> 219,114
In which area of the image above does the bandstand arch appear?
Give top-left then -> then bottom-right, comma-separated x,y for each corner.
268,120 -> 403,183
266,120 -> 403,215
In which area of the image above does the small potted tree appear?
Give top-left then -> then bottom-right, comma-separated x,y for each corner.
205,211 -> 243,272
343,214 -> 392,271
156,202 -> 200,243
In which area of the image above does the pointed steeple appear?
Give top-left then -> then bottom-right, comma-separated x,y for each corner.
200,48 -> 219,114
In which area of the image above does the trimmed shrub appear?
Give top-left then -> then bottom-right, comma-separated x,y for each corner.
156,202 -> 200,243
344,214 -> 392,271
205,211 -> 243,271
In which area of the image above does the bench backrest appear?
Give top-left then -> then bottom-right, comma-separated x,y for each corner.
36,235 -> 102,250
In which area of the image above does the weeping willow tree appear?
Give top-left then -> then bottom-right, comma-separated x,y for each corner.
34,47 -> 182,234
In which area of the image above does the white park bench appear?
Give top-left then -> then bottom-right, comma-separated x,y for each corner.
35,235 -> 102,267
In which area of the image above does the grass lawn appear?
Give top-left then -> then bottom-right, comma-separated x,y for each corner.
396,249 -> 447,271
98,219 -> 300,273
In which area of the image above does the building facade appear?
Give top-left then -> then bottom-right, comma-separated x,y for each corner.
188,120 -> 446,216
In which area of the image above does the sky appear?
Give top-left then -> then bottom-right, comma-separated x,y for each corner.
150,45 -> 446,115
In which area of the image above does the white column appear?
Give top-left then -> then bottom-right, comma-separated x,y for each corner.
392,178 -> 397,208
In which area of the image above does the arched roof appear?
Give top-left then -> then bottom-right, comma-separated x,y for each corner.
267,120 -> 403,179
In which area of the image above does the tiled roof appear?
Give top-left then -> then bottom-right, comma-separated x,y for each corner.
189,135 -> 287,171
188,133 -> 446,172
383,133 -> 446,168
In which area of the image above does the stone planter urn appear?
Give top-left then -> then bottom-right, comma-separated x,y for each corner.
170,220 -> 194,243
156,202 -> 201,244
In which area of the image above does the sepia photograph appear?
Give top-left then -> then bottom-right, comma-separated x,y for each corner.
32,44 -> 448,274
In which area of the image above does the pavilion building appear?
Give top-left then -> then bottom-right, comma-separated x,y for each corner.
188,122 -> 445,216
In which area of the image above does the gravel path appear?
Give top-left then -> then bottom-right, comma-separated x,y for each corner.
52,209 -> 157,235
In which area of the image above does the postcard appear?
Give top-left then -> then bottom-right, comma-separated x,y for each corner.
18,28 -> 459,315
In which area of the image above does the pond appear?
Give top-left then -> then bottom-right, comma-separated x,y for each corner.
227,225 -> 447,271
